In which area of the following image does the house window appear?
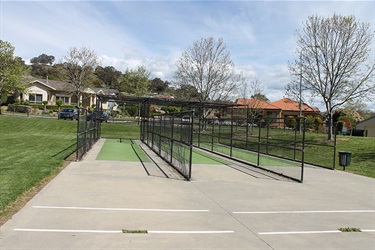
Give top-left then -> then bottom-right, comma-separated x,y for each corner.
71,95 -> 78,105
29,94 -> 43,104
56,96 -> 70,104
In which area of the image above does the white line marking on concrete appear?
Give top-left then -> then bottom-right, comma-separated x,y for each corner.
14,228 -> 235,234
148,230 -> 234,234
234,210 -> 375,214
33,205 -> 209,212
259,229 -> 375,235
362,230 -> 375,232
259,230 -> 340,235
14,228 -> 122,234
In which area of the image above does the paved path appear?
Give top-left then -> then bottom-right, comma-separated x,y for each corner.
1,139 -> 374,249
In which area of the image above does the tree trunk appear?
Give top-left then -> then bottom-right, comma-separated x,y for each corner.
327,112 -> 333,140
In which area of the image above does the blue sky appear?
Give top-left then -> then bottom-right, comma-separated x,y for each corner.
1,0 -> 374,110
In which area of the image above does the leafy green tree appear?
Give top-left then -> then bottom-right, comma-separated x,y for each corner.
251,93 -> 269,102
0,40 -> 29,113
30,54 -> 55,65
56,99 -> 63,112
95,66 -> 122,89
30,53 -> 55,78
119,66 -> 150,96
173,84 -> 202,101
149,78 -> 170,94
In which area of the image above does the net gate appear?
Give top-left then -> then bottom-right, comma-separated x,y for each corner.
76,97 -> 102,161
141,110 -> 194,181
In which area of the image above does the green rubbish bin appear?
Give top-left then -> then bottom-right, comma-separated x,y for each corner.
339,151 -> 352,170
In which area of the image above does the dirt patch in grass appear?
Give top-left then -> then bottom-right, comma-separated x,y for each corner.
0,158 -> 73,227
313,138 -> 349,143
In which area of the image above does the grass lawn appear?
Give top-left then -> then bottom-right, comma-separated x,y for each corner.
335,136 -> 375,177
0,117 -> 143,222
196,125 -> 375,177
0,115 -> 77,221
100,122 -> 140,139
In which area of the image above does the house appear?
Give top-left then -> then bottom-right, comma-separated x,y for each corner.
235,97 -> 320,128
270,98 -> 318,118
236,98 -> 281,120
355,116 -> 375,137
19,78 -> 118,110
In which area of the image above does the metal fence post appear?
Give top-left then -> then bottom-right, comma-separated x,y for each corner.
257,120 -> 261,167
170,114 -> 174,163
301,117 -> 306,183
333,122 -> 337,169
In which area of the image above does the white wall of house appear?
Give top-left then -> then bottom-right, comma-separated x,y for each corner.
19,81 -> 117,110
356,117 -> 375,137
24,84 -> 50,104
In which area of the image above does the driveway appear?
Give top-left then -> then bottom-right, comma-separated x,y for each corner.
1,138 -> 374,249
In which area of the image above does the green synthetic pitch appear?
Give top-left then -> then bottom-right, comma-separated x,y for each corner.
96,139 -> 226,164
199,143 -> 300,167
96,139 -> 151,162
97,139 -> 292,167
192,150 -> 228,165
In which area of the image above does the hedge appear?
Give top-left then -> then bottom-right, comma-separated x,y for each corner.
8,104 -> 76,113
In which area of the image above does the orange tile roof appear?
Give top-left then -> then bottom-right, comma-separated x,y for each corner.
236,98 -> 280,110
271,98 -> 315,112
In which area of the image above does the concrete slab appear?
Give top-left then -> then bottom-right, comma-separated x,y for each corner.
1,138 -> 374,249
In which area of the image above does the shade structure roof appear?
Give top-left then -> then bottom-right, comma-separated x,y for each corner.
97,94 -> 245,109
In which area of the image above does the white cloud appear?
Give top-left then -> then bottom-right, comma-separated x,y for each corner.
1,0 -> 374,111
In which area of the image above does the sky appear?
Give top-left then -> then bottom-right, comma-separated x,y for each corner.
1,0 -> 374,111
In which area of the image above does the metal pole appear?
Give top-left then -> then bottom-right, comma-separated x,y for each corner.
170,114 -> 174,163
188,111 -> 194,180
230,107 -> 233,158
266,122 -> 270,155
299,51 -> 303,135
257,120 -> 261,167
333,122 -> 337,170
246,107 -> 249,150
211,117 -> 215,151
301,117 -> 306,183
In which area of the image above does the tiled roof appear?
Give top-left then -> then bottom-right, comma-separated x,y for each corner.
92,88 -> 119,94
271,98 -> 315,112
32,79 -> 75,92
31,79 -> 99,94
236,98 -> 281,110
236,97 -> 319,113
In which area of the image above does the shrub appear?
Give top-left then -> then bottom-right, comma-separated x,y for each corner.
313,116 -> 323,132
161,106 -> 181,113
7,104 -> 30,113
285,116 -> 296,128
338,116 -> 354,128
305,116 -> 315,129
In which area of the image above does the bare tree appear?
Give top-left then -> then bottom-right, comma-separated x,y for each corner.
288,14 -> 375,139
61,47 -> 99,105
175,37 -> 243,105
248,78 -> 266,120
238,78 -> 267,124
